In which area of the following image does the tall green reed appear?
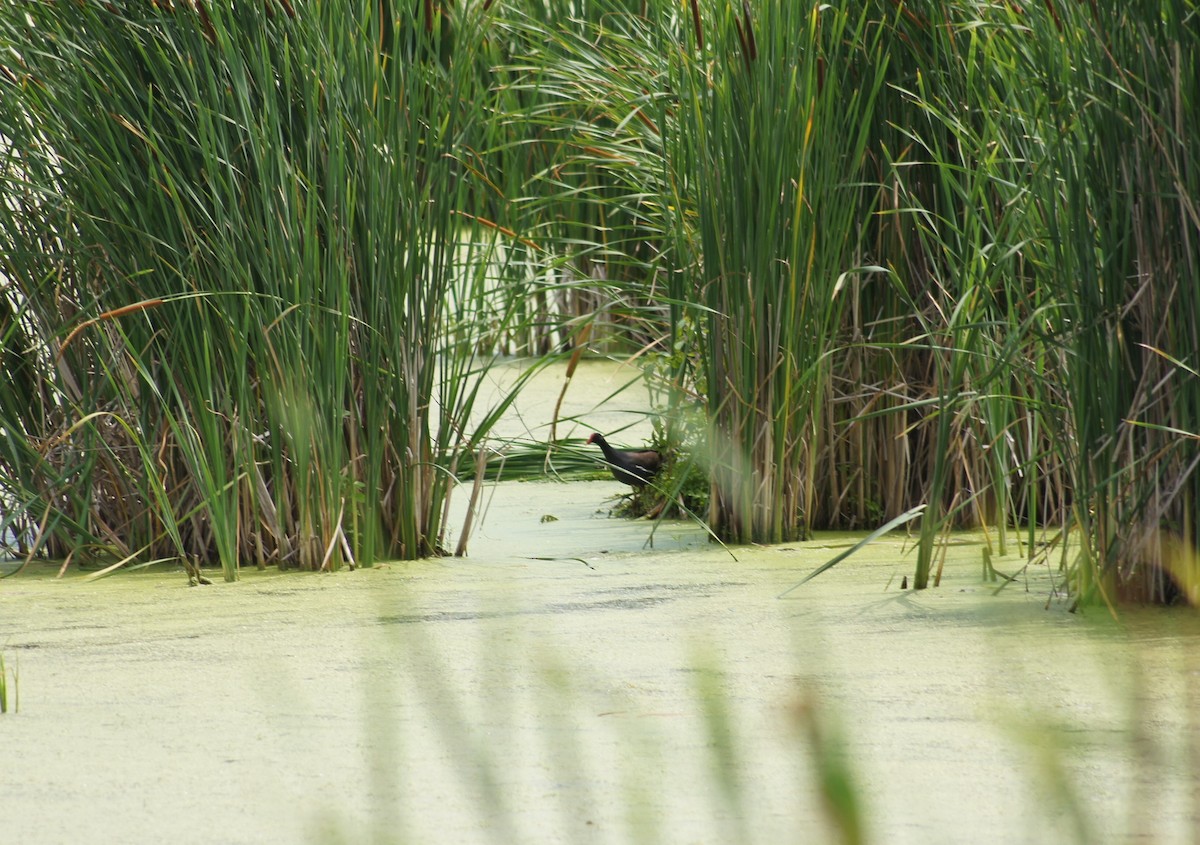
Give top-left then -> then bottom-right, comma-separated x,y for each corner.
489,0 -> 1198,597
1014,2 -> 1200,604
490,0 -> 679,359
878,2 -> 1199,596
670,2 -> 889,544
2,0 -> 1194,600
875,5 -> 1061,587
0,1 -> 522,578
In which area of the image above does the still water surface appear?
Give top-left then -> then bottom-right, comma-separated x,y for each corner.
1,361 -> 1197,844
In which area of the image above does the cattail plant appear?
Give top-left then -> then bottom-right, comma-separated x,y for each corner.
0,1 -> 524,578
669,2 -> 888,544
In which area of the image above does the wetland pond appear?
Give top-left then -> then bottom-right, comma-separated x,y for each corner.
2,360 -> 1198,844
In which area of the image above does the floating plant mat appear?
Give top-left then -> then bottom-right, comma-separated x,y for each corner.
3,479 -> 1199,844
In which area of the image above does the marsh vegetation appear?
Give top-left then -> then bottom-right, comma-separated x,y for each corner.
0,1 -> 1196,607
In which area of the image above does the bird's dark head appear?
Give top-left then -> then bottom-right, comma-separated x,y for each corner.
586,432 -> 600,445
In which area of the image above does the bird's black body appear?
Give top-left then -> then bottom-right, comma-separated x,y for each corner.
586,433 -> 662,488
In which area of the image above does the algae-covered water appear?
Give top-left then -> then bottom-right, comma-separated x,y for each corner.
2,362 -> 1199,844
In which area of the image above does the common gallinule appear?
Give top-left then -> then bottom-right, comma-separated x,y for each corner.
586,432 -> 662,489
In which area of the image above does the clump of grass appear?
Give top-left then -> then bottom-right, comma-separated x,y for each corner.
667,2 -> 889,545
608,419 -> 708,522
500,1 -> 1199,602
0,1 -> 1194,601
0,1 -> 527,577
